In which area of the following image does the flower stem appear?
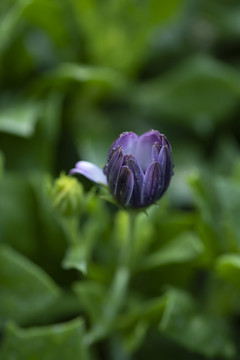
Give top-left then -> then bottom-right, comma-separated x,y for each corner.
121,210 -> 138,270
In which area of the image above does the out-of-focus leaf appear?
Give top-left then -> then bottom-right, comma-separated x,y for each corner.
149,0 -> 182,25
215,254 -> 240,287
62,243 -> 87,274
0,151 -> 4,180
140,232 -> 204,270
70,0 -> 182,72
215,177 -> 240,250
117,296 -> 167,331
188,170 -> 222,232
155,211 -> 198,245
22,0 -> 74,56
132,55 -> 240,132
41,63 -> 126,89
0,95 -> 62,171
202,1 -> 240,39
73,281 -> 106,323
117,296 -> 167,353
0,174 -> 68,283
62,206 -> 108,275
0,318 -> 89,360
0,100 -> 40,137
85,267 -> 129,345
189,170 -> 240,256
0,245 -> 60,326
159,288 -> 236,358
0,0 -> 31,54
0,174 -> 41,255
232,157 -> 240,183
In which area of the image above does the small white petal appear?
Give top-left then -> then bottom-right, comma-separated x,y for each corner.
70,161 -> 107,185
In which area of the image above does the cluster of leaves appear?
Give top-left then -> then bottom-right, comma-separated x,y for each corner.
1,0 -> 240,359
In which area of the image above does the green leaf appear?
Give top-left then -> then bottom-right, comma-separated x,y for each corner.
188,170 -> 222,233
0,245 -> 61,326
84,267 -> 130,345
140,231 -> 204,270
70,0 -> 182,72
117,296 -> 167,330
47,63 -> 126,88
62,243 -> 87,274
0,100 -> 40,137
0,318 -> 89,360
215,177 -> 240,250
0,174 -> 68,284
133,55 -> 240,132
0,151 -> 4,181
117,296 -> 167,353
73,281 -> 106,323
215,254 -> 240,287
231,157 -> 240,183
0,0 -> 31,54
159,288 -> 236,358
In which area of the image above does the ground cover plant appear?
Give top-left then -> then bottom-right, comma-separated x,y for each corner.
1,0 -> 240,359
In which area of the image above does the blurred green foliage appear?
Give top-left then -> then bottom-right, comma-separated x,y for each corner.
1,0 -> 240,359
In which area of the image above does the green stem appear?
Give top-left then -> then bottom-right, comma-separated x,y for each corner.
84,211 -> 138,346
121,210 -> 138,270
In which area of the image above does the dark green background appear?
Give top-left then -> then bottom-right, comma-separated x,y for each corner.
1,0 -> 240,359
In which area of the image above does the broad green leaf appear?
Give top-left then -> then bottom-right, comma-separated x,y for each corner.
0,100 -> 40,137
215,254 -> 240,287
0,318 -> 89,360
159,288 -> 236,358
0,245 -> 61,326
149,0 -> 182,25
39,63 -> 126,90
140,232 -> 204,270
133,55 -> 240,131
22,0 -> 74,57
70,0 -> 182,72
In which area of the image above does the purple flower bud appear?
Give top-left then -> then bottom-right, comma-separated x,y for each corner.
70,130 -> 173,209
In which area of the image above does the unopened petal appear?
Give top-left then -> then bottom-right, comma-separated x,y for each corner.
115,166 -> 134,207
152,142 -> 161,162
124,155 -> 144,208
161,134 -> 172,152
135,130 -> 162,172
108,150 -> 124,195
142,162 -> 163,206
107,132 -> 138,161
104,146 -> 122,179
70,161 -> 107,185
158,146 -> 173,194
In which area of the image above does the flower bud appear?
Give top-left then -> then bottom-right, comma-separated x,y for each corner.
70,130 -> 173,209
52,173 -> 83,216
